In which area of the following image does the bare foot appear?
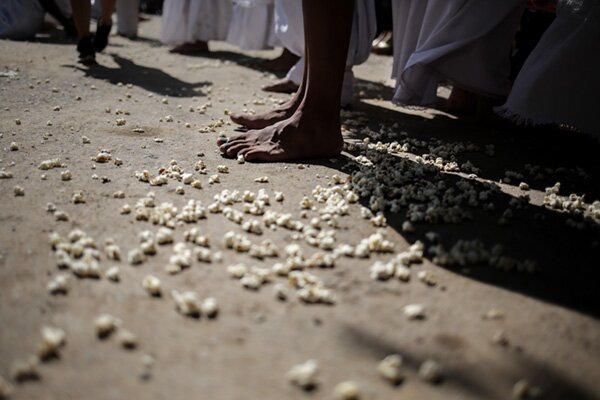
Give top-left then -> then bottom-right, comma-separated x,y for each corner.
218,110 -> 343,162
447,87 -> 478,115
259,48 -> 300,73
262,79 -> 300,94
169,41 -> 209,55
230,89 -> 302,130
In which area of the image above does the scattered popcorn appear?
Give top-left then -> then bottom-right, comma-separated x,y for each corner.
378,354 -> 403,384
47,274 -> 69,295
95,314 -> 120,338
403,304 -> 425,320
37,326 -> 66,360
10,356 -> 39,382
483,309 -> 505,320
0,374 -> 13,398
200,297 -> 219,318
118,329 -> 138,349
72,191 -> 85,204
116,118 -> 126,126
228,264 -> 248,279
172,290 -> 201,317
13,186 -> 24,196
418,360 -> 442,383
105,266 -> 120,282
242,219 -> 262,235
142,275 -> 162,296
217,165 -> 229,173
287,359 -> 319,390
512,379 -> 541,399
333,381 -> 361,400
128,249 -> 145,265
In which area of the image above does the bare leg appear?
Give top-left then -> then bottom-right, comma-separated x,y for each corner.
219,0 -> 354,162
70,0 -> 91,38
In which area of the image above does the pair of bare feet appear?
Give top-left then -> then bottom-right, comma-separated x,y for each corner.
219,94 -> 343,162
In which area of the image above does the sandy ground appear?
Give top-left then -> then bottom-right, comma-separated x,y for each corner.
1,17 -> 600,400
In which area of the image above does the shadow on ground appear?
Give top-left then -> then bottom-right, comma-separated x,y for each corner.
306,99 -> 600,318
342,325 -> 599,400
64,54 -> 211,97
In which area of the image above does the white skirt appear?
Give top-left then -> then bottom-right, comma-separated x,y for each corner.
227,0 -> 279,50
161,0 -> 232,45
274,0 -> 376,66
496,0 -> 600,138
391,0 -> 524,106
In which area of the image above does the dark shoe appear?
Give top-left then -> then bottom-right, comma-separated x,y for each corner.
94,23 -> 112,52
77,35 -> 96,65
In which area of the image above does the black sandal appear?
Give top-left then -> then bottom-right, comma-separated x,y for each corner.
94,23 -> 112,52
77,34 -> 96,65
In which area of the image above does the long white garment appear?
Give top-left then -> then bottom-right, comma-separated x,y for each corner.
391,0 -> 525,106
274,0 -> 377,85
227,0 -> 279,50
161,0 -> 232,45
496,0 -> 600,138
0,0 -> 44,39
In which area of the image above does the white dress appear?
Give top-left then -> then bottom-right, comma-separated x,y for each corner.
227,0 -> 279,50
391,0 -> 525,106
273,0 -> 376,105
161,0 -> 232,45
496,0 -> 600,138
0,0 -> 44,39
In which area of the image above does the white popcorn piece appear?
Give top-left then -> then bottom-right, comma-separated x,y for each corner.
378,354 -> 403,384
370,261 -> 395,281
93,151 -> 112,163
0,170 -> 13,179
0,374 -> 13,398
483,308 -> 505,320
38,158 -> 64,170
512,379 -> 541,399
105,244 -> 121,261
228,264 -> 248,279
71,258 -> 101,279
47,274 -> 70,295
72,191 -> 85,204
13,186 -> 25,196
140,240 -> 157,256
55,210 -> 69,221
240,274 -> 262,290
120,204 -> 132,214
195,247 -> 212,263
208,174 -> 220,184
273,283 -> 288,300
10,356 -> 39,382
105,266 -> 120,282
237,153 -> 245,164
371,213 -> 387,227
200,297 -> 219,318
113,190 -> 125,199
175,186 -> 185,195
82,136 -> 91,144
217,165 -> 229,173
37,326 -> 66,360
116,118 -> 126,126
9,142 -> 19,151
118,329 -> 138,349
418,360 -> 442,383
128,248 -> 146,265
156,227 -> 174,245
402,221 -> 416,233
254,176 -> 269,183
61,170 -> 72,181
274,191 -> 284,202
417,270 -> 437,286
142,275 -> 162,296
333,381 -> 361,400
95,314 -> 120,338
242,219 -> 263,235
172,290 -> 201,317
403,304 -> 425,320
287,359 -> 319,390
518,182 -> 530,191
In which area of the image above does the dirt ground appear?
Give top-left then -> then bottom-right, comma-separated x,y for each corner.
1,17 -> 599,400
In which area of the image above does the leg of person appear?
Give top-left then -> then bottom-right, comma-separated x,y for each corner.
219,0 -> 354,162
229,55 -> 307,130
94,0 -> 116,52
260,48 -> 301,73
70,0 -> 95,64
